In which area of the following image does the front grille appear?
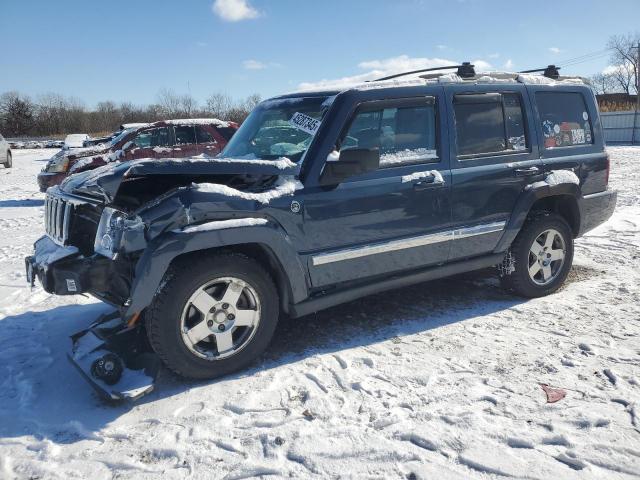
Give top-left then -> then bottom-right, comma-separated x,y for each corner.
45,194 -> 74,245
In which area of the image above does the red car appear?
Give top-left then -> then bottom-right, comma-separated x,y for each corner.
37,119 -> 238,192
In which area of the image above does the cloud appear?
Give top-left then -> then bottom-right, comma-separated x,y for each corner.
195,41 -> 208,48
436,44 -> 448,51
243,59 -> 267,70
504,59 -> 514,70
212,0 -> 259,22
488,53 -> 500,59
242,60 -> 281,70
298,55 -> 494,91
549,47 -> 562,54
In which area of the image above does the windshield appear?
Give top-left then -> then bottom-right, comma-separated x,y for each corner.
109,128 -> 136,147
219,96 -> 332,162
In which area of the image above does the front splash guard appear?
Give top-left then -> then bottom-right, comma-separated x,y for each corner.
68,311 -> 160,401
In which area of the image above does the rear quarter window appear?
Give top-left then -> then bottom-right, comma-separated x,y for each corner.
536,92 -> 593,148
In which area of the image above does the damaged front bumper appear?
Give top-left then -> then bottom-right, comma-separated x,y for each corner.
25,235 -> 131,302
69,311 -> 159,401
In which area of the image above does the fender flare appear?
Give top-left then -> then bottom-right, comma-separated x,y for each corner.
123,222 -> 309,317
493,182 -> 581,253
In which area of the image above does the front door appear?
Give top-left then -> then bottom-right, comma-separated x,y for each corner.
446,85 -> 543,260
300,95 -> 452,287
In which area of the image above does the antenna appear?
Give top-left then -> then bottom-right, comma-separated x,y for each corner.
373,63 -> 476,82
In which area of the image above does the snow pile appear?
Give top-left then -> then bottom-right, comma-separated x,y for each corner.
175,218 -> 268,234
380,148 -> 438,166
162,118 -> 231,128
401,169 -> 444,184
194,176 -> 302,204
545,169 -> 580,186
517,74 -> 586,85
528,169 -> 580,190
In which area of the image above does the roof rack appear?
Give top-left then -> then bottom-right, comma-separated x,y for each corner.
518,65 -> 561,80
373,62 -> 476,82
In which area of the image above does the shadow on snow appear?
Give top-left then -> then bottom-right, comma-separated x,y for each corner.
0,269 -> 532,445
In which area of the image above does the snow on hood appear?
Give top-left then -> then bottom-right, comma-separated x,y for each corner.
61,155 -> 300,203
194,176 -> 302,204
174,218 -> 268,234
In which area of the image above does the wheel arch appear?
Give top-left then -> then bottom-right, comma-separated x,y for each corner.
124,224 -> 310,319
494,182 -> 581,253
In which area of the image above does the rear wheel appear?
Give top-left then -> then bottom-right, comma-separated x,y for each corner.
4,151 -> 11,168
146,253 -> 279,379
500,213 -> 573,298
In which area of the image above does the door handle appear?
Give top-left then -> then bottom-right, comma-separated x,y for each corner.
514,166 -> 540,177
413,177 -> 445,191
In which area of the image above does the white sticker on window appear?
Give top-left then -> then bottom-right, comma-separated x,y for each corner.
583,111 -> 589,121
571,129 -> 585,144
289,112 -> 320,135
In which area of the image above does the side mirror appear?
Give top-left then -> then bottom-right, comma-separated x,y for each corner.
319,148 -> 380,186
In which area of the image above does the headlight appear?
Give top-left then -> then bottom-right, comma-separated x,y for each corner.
94,207 -> 125,258
47,157 -> 70,173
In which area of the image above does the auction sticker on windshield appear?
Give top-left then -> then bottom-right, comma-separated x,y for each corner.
290,112 -> 320,135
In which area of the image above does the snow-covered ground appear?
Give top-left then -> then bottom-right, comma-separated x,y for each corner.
0,148 -> 639,479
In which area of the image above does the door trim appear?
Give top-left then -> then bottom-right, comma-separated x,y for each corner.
311,220 -> 506,266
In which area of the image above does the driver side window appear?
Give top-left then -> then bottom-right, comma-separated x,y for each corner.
132,128 -> 170,148
340,98 -> 438,168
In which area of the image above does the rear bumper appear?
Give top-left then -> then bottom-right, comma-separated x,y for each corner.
37,171 -> 66,192
577,189 -> 617,237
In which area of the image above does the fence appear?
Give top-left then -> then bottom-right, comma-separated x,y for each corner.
601,110 -> 640,145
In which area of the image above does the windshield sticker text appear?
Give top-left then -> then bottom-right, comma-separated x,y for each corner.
289,112 -> 320,135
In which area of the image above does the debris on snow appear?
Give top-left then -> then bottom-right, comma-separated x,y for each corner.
541,384 -> 567,403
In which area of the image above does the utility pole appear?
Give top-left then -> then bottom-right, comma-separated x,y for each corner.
633,41 -> 640,145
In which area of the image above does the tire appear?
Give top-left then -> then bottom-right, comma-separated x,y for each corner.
4,151 -> 11,168
500,212 -> 574,298
146,252 -> 279,379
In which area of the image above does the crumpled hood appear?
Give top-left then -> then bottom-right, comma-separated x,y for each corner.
60,156 -> 300,204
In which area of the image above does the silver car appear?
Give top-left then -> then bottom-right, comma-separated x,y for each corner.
0,133 -> 12,168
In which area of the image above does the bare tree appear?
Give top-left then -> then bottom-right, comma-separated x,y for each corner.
0,91 -> 35,136
607,33 -> 639,94
205,92 -> 233,118
590,72 -> 618,94
157,88 -> 183,117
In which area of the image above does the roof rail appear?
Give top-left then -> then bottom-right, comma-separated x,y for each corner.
518,65 -> 561,79
373,62 -> 476,82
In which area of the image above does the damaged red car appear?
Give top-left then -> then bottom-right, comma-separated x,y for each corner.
37,119 -> 238,192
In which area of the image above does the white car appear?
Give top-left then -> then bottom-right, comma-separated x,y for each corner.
0,132 -> 12,168
64,134 -> 90,149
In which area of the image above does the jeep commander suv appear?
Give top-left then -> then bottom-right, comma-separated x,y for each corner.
27,64 -> 616,384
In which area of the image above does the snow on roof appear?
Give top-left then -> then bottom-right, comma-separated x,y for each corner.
297,71 -> 587,96
161,118 -> 231,128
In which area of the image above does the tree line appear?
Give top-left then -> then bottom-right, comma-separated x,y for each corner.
0,89 -> 261,138
590,33 -> 639,109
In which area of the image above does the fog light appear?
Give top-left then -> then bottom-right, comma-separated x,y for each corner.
100,234 -> 113,251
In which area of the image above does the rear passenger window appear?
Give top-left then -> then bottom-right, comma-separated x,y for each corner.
174,126 -> 196,145
195,125 -> 215,144
132,128 -> 170,148
536,92 -> 593,148
454,93 -> 528,157
340,99 -> 438,167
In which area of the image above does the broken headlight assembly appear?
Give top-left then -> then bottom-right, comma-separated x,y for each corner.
94,207 -> 126,258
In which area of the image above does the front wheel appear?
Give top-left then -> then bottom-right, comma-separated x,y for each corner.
146,253 -> 279,379
500,213 -> 574,298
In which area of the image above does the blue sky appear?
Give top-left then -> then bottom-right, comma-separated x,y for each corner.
1,0 -> 638,107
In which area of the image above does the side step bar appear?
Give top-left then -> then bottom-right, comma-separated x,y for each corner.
289,253 -> 504,318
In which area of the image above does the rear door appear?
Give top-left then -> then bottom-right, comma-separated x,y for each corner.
194,124 -> 222,156
446,85 -> 543,260
172,125 -> 199,157
301,94 -> 452,287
